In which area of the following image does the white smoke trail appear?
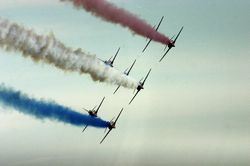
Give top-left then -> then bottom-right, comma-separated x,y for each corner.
0,17 -> 138,89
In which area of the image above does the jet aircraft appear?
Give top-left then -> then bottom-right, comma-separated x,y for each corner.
113,59 -> 136,94
82,97 -> 105,132
129,69 -> 152,104
159,26 -> 184,62
100,108 -> 123,144
101,48 -> 120,67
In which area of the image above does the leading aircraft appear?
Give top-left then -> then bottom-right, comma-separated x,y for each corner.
101,47 -> 120,67
100,108 -> 123,144
129,69 -> 152,104
82,97 -> 105,132
159,26 -> 184,62
142,16 -> 164,53
113,59 -> 136,94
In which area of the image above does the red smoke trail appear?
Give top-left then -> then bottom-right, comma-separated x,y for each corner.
67,0 -> 171,45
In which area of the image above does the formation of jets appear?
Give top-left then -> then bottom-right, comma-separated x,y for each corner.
83,16 -> 183,144
82,96 -> 123,144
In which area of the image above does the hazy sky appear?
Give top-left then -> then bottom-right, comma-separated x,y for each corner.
0,0 -> 249,166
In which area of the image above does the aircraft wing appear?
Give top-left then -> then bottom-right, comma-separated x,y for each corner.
129,90 -> 140,104
82,125 -> 88,132
82,107 -> 90,113
142,16 -> 164,52
142,39 -> 152,53
155,16 -> 164,31
98,58 -> 105,63
96,97 -> 105,114
114,108 -> 123,124
127,59 -> 136,75
113,85 -> 120,94
100,129 -> 112,144
111,47 -> 120,65
173,26 -> 184,43
159,47 -> 171,62
142,69 -> 152,85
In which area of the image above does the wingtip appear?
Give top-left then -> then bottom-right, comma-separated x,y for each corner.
159,57 -> 163,62
159,56 -> 164,62
180,26 -> 184,32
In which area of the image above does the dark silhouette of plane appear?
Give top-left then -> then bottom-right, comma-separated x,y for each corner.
159,26 -> 184,62
129,69 -> 151,104
82,97 -> 105,132
100,108 -> 123,144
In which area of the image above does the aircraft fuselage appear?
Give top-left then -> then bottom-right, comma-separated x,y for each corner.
108,121 -> 115,130
88,111 -> 97,117
104,60 -> 113,67
168,42 -> 175,48
137,83 -> 144,91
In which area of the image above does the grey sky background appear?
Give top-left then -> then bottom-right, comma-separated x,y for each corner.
0,0 -> 249,166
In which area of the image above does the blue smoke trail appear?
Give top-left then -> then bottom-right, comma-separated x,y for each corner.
0,84 -> 109,128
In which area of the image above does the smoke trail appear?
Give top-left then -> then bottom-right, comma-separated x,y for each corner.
62,0 -> 171,45
0,83 -> 109,128
0,17 -> 138,89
